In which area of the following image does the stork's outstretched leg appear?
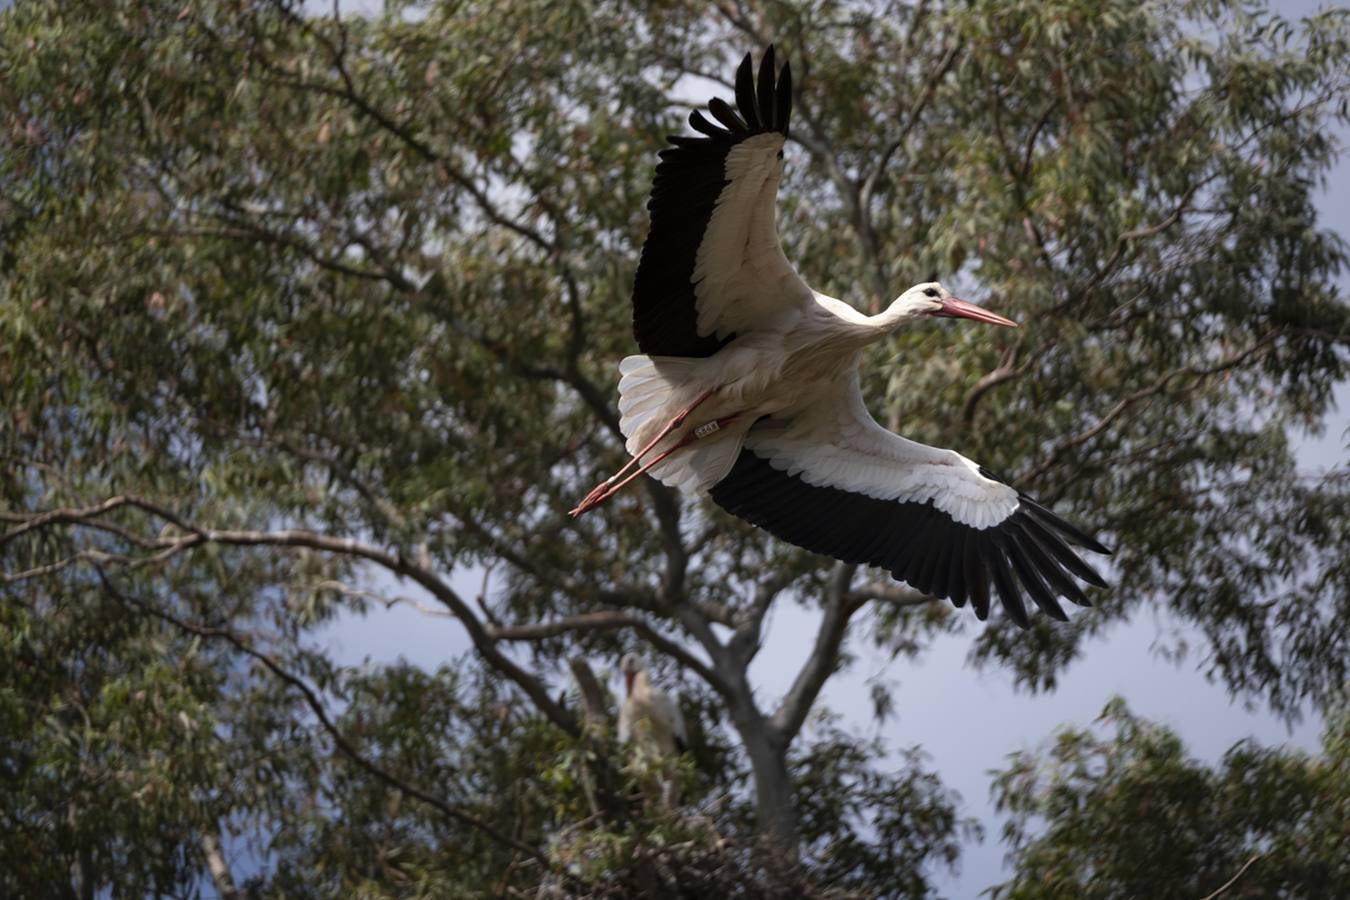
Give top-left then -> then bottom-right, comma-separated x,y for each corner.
569,412 -> 736,517
569,388 -> 715,515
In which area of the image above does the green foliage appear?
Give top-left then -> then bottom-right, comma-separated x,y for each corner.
0,586 -> 231,895
1,0 -> 1347,895
991,696 -> 1349,899
791,724 -> 977,896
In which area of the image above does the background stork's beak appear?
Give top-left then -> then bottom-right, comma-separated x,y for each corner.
935,297 -> 1019,328
624,671 -> 635,694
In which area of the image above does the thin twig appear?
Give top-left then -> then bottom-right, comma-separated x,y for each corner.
1199,854 -> 1262,900
861,37 -> 964,208
1024,333 -> 1281,482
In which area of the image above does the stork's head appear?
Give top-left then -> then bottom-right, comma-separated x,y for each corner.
887,282 -> 1018,329
619,652 -> 644,694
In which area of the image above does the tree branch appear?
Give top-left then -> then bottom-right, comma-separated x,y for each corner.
236,432 -> 409,530
770,563 -> 859,741
845,580 -> 931,613
94,570 -> 551,868
728,570 -> 797,665
860,37 -> 963,210
2,550 -> 141,585
567,657 -> 612,732
199,828 -> 239,900
1200,854 -> 1263,900
1024,333 -> 1281,482
961,337 -> 1030,426
0,496 -> 137,545
5,495 -> 577,734
487,610 -> 650,642
485,609 -> 721,692
565,657 -> 620,821
314,581 -> 450,617
260,9 -> 557,254
1066,171 -> 1223,307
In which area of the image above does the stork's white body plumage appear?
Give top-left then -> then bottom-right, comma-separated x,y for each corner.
573,48 -> 1111,628
618,653 -> 687,761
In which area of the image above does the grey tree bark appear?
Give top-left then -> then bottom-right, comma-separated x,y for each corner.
200,829 -> 239,900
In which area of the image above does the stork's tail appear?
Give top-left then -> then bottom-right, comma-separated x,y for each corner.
617,355 -> 749,494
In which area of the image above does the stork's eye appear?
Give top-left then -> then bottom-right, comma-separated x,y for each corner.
923,287 -> 939,298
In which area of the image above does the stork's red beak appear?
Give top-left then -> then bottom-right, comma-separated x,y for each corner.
624,671 -> 635,694
935,297 -> 1018,328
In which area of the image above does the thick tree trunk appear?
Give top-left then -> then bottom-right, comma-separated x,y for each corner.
723,676 -> 798,852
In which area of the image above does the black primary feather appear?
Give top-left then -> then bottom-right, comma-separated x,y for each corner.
631,47 -> 793,358
709,449 -> 1111,628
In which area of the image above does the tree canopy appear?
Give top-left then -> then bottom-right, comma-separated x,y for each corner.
992,696 -> 1349,899
1,0 -> 1347,896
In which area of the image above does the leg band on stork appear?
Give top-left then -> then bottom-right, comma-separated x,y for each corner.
569,389 -> 732,517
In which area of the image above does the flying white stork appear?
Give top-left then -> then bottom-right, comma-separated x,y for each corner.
617,652 -> 687,761
571,47 -> 1111,627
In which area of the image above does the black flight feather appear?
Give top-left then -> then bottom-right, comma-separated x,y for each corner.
757,47 -> 777,129
710,450 -> 1107,628
1012,521 -> 1089,607
687,110 -> 724,138
776,62 -> 793,134
1003,533 -> 1068,621
707,97 -> 749,135
631,48 -> 792,359
985,547 -> 1027,627
735,53 -> 761,130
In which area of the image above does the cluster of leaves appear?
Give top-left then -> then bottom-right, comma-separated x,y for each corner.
991,696 -> 1349,899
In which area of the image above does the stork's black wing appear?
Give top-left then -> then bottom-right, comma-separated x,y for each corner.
707,380 -> 1112,626
633,47 -> 797,358
711,449 -> 1110,627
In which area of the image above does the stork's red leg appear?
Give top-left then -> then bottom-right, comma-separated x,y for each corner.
569,414 -> 737,517
570,388 -> 716,514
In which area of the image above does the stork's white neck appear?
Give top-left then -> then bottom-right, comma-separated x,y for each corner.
868,298 -> 930,334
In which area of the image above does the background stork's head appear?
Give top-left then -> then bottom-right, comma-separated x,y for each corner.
887,282 -> 1018,329
619,651 -> 644,694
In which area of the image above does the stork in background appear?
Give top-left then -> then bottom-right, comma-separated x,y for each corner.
618,652 -> 687,809
618,652 -> 687,762
571,47 -> 1111,628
